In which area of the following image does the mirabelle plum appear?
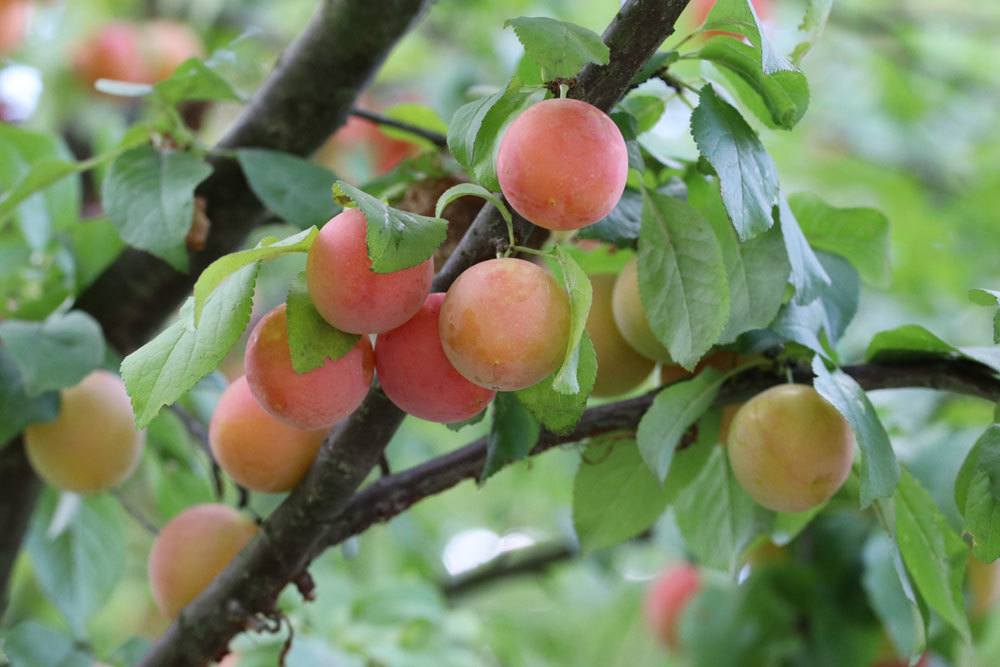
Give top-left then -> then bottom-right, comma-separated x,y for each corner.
586,273 -> 654,396
612,258 -> 670,361
497,98 -> 627,231
147,504 -> 256,619
644,564 -> 701,649
24,370 -> 143,493
0,1 -> 31,55
209,376 -> 327,493
306,208 -> 433,334
968,554 -> 1000,618
375,293 -> 495,423
439,258 -> 570,391
143,20 -> 203,82
244,304 -> 373,429
727,384 -> 854,512
73,23 -> 150,86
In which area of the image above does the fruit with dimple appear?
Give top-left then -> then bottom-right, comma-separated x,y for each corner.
375,293 -> 496,423
612,258 -> 670,362
24,370 -> 144,493
644,564 -> 701,649
306,208 -> 433,334
147,504 -> 257,619
586,273 -> 654,396
245,304 -> 373,429
497,98 -> 628,231
439,258 -> 570,391
209,376 -> 327,493
727,384 -> 854,512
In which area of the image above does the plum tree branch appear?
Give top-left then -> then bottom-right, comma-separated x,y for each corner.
442,541 -> 578,599
139,2 -> 689,664
314,359 -> 1000,552
349,108 -> 448,148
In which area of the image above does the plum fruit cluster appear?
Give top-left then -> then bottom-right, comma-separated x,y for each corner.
73,20 -> 202,88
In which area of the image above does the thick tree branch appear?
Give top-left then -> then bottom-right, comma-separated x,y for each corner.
0,439 -> 40,616
315,360 -> 1000,551
139,3 -> 689,664
77,0 -> 433,353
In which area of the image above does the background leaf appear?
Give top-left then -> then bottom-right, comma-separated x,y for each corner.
237,149 -> 340,229
0,311 -> 105,396
480,393 -> 540,482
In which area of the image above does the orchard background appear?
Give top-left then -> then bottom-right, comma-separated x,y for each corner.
1,0 -> 999,665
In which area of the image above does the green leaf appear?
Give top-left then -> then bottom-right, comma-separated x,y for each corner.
970,288 -> 1000,344
771,505 -> 824,545
0,124 -> 80,249
688,173 -> 790,342
480,393 -> 540,482
576,189 -> 642,248
699,39 -> 809,130
637,368 -> 725,481
68,218 -> 125,291
236,149 -> 340,229
789,192 -> 891,287
0,312 -> 105,396
121,264 -> 257,428
572,437 -> 670,552
0,348 -> 59,443
193,227 -> 316,324
26,491 -> 125,634
102,145 -> 213,270
619,94 -> 666,134
551,246 -> 593,395
675,446 -> 773,574
515,334 -> 596,435
955,425 -> 1000,561
865,324 -> 1000,375
791,0 -> 835,64
812,357 -> 899,507
334,181 -> 447,273
894,469 -> 971,641
286,273 -> 359,374
504,17 -> 610,80
1,621 -> 91,667
776,195 -> 831,304
638,188 -> 729,369
702,0 -> 791,76
448,80 -> 536,190
862,533 -> 926,662
434,182 -> 511,227
691,85 -> 779,240
153,58 -> 241,105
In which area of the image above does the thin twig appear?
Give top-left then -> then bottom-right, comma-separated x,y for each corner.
349,108 -> 448,148
169,404 -> 226,500
443,541 -> 577,598
112,489 -> 159,536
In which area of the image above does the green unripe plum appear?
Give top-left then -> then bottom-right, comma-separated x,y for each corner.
612,258 -> 670,361
644,564 -> 701,649
24,370 -> 144,493
209,376 -> 327,493
375,293 -> 496,423
727,384 -> 854,512
245,304 -> 373,429
306,208 -> 432,334
147,503 -> 256,619
440,258 -> 570,391
586,273 -> 654,396
497,98 -> 628,231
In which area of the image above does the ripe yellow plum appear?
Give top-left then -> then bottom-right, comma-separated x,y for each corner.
612,258 -> 671,362
586,273 -> 654,396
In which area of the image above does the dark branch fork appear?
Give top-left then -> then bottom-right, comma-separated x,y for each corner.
139,1 -> 691,663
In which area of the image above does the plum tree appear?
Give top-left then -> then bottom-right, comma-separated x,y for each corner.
147,504 -> 257,619
306,208 -> 433,333
375,293 -> 496,423
497,98 -> 627,231
72,20 -> 201,87
0,0 -> 31,55
24,370 -> 144,493
439,258 -> 570,391
586,273 -> 654,396
244,304 -> 374,429
209,376 -> 327,493
612,258 -> 671,361
644,563 -> 701,649
727,384 -> 854,512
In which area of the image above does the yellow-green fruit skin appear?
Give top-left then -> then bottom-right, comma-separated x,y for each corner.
24,370 -> 144,493
587,273 -> 654,396
611,258 -> 671,362
727,384 -> 854,513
